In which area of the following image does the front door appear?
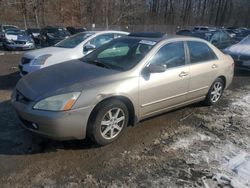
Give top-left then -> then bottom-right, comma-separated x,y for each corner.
139,41 -> 190,118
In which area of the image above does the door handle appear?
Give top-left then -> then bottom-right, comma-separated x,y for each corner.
179,72 -> 189,77
212,64 -> 218,69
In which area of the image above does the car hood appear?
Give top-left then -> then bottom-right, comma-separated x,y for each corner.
226,44 -> 250,56
24,47 -> 71,59
16,60 -> 121,101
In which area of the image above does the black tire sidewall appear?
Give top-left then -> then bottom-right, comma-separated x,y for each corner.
89,99 -> 129,146
205,78 -> 224,106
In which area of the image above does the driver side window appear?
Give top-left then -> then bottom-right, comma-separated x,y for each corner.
149,42 -> 186,69
89,34 -> 114,48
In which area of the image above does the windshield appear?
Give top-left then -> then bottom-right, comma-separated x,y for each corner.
82,38 -> 156,71
6,30 -> 27,36
47,28 -> 69,37
239,36 -> 250,44
3,25 -> 17,30
55,32 -> 93,48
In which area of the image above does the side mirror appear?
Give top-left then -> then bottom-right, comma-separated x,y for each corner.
84,44 -> 96,52
148,64 -> 167,73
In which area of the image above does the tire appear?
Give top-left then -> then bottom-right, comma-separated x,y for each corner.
204,78 -> 224,106
88,99 -> 129,146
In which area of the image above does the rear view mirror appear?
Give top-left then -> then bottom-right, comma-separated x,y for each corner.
84,44 -> 96,52
148,64 -> 167,73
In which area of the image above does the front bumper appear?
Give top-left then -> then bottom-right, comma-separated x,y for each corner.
11,94 -> 93,140
4,43 -> 35,50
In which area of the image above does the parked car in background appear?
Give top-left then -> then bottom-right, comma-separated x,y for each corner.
39,26 -> 70,47
224,36 -> 250,71
0,24 -> 19,45
66,26 -> 87,35
12,34 -> 234,145
3,29 -> 35,50
224,27 -> 248,40
208,30 -> 234,49
193,26 -> 217,32
26,28 -> 41,44
176,29 -> 192,36
19,30 -> 128,76
234,29 -> 250,43
177,29 -> 234,50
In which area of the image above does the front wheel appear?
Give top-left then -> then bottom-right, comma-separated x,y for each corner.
204,78 -> 224,106
88,99 -> 129,146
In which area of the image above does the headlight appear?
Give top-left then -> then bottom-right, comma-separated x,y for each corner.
28,38 -> 34,43
6,39 -> 14,44
31,54 -> 51,66
33,92 -> 81,111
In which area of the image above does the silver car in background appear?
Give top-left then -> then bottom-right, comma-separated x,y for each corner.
3,29 -> 35,50
19,30 -> 129,76
12,34 -> 234,146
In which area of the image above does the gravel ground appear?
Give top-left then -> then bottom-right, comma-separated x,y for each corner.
0,53 -> 250,188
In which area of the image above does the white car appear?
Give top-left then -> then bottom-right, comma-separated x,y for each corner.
19,30 -> 129,76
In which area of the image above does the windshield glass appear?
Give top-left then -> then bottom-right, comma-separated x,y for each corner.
55,32 -> 93,48
239,36 -> 250,44
6,30 -> 27,36
3,25 -> 17,30
47,28 -> 69,37
82,38 -> 156,71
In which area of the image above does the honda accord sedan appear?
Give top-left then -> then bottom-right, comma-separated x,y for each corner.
12,34 -> 234,145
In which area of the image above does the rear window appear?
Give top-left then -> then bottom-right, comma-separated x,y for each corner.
187,41 -> 218,64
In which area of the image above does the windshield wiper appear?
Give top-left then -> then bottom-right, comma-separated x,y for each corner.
86,60 -> 111,69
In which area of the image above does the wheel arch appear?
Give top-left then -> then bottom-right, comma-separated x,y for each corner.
87,96 -> 137,135
218,75 -> 226,88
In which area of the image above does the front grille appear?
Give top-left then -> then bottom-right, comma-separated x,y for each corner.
21,57 -> 31,64
15,40 -> 26,45
239,55 -> 250,61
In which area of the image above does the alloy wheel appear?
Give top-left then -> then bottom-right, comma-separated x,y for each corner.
211,82 -> 223,103
100,108 -> 125,140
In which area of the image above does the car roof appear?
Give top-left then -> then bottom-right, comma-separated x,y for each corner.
124,34 -> 204,43
94,30 -> 128,34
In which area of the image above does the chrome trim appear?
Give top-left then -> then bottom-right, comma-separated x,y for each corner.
141,92 -> 188,107
143,96 -> 205,117
141,86 -> 208,107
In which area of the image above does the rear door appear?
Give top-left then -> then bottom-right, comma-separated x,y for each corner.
139,41 -> 190,118
186,41 -> 219,100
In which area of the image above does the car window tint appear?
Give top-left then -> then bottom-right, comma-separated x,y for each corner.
98,42 -> 129,58
149,42 -> 186,69
220,32 -> 230,41
90,34 -> 114,48
210,32 -> 220,43
187,41 -> 218,64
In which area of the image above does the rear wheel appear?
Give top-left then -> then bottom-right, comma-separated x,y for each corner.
88,99 -> 129,146
204,78 -> 224,106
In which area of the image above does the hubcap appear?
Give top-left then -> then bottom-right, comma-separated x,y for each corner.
100,108 -> 125,140
211,82 -> 223,103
